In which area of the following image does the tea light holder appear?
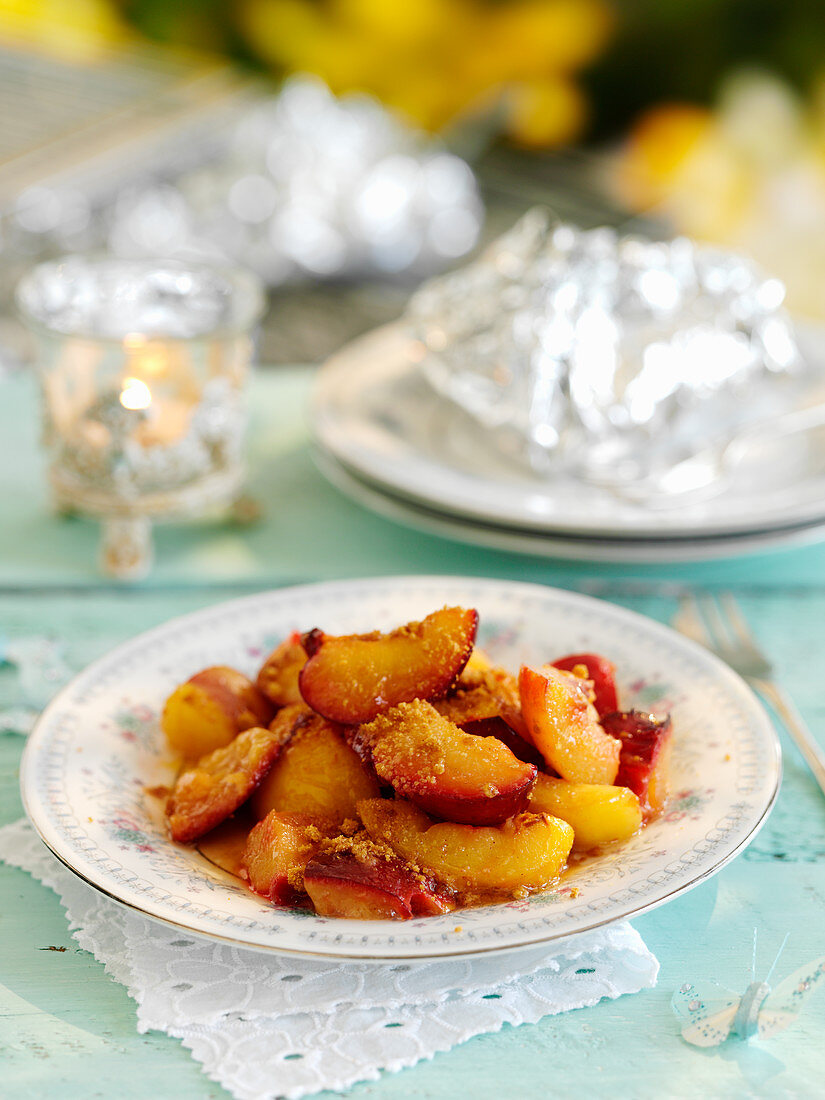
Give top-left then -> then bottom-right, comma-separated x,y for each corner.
17,258 -> 264,579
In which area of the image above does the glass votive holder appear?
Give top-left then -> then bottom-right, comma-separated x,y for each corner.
16,257 -> 265,580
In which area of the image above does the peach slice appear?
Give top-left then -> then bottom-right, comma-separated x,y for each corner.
528,774 -> 642,851
601,710 -> 674,818
354,699 -> 536,825
256,632 -> 307,708
166,725 -> 287,843
552,653 -> 619,717
303,843 -> 453,920
241,810 -> 335,905
519,664 -> 621,785
162,666 -> 276,761
358,798 -> 573,899
250,711 -> 380,823
298,606 -> 478,724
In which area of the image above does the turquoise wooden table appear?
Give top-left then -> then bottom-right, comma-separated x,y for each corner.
2,366 -> 825,1099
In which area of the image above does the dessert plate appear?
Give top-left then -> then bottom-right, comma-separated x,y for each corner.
312,323 -> 825,541
21,576 -> 780,961
315,448 -> 825,564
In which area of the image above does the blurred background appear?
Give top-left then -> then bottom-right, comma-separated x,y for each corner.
2,0 -> 825,366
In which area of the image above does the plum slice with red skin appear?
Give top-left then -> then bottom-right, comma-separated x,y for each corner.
298,606 -> 478,725
601,710 -> 674,818
303,849 -> 453,919
166,725 -> 288,843
162,665 -> 277,761
519,664 -> 621,785
353,699 -> 537,826
552,653 -> 619,717
241,810 -> 335,906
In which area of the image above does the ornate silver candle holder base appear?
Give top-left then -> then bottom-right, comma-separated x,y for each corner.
17,257 -> 264,581
50,462 -> 246,580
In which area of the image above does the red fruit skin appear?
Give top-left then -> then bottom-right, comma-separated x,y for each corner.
300,628 -> 324,658
352,701 -> 538,826
405,770 -> 537,827
349,724 -> 537,825
459,717 -> 547,771
552,654 -> 619,717
303,851 -> 452,919
601,710 -> 673,816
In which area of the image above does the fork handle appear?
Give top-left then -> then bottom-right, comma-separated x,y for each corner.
753,678 -> 825,797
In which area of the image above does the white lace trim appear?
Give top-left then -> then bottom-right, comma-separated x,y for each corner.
1,819 -> 658,1100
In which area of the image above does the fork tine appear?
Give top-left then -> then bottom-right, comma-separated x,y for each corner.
696,592 -> 735,654
673,591 -> 825,797
719,593 -> 757,650
674,592 -> 710,648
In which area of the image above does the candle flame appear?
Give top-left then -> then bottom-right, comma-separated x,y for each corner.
120,377 -> 152,411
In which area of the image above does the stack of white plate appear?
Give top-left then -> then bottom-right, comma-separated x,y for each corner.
311,324 -> 825,563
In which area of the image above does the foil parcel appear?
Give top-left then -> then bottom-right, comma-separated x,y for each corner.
409,209 -> 808,486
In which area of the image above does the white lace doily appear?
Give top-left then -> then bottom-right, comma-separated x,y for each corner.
1,819 -> 658,1100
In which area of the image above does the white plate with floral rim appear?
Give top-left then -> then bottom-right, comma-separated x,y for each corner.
21,576 -> 781,962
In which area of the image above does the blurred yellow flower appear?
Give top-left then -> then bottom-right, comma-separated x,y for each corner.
614,72 -> 825,319
0,0 -> 128,59
506,77 -> 587,147
615,104 -> 713,209
240,0 -> 612,145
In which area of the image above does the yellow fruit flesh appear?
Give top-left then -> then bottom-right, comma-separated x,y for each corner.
251,721 -> 379,822
242,811 -> 330,900
162,683 -> 237,761
358,798 -> 573,898
528,774 -> 642,851
520,665 -> 621,784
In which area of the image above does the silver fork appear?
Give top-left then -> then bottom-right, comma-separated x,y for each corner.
674,591 -> 825,797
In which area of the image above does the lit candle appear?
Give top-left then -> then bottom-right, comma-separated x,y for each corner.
119,376 -> 152,411
17,257 -> 264,579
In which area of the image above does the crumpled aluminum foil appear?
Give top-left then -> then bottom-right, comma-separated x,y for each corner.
408,209 -> 808,484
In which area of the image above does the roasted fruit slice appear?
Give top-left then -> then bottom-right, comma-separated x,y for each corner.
303,842 -> 453,920
519,664 -> 621,785
298,606 -> 478,724
256,632 -> 307,708
528,774 -> 642,851
250,711 -> 380,823
552,653 -> 619,718
162,666 -> 276,761
354,699 -> 536,825
359,798 -> 573,899
601,710 -> 674,818
166,725 -> 287,843
241,810 -> 335,905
